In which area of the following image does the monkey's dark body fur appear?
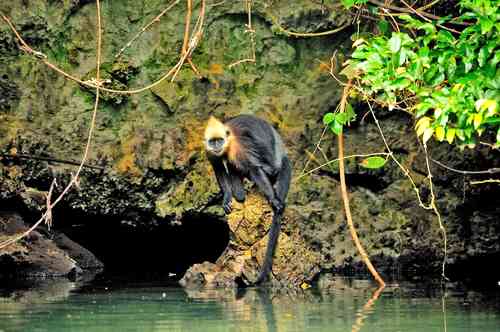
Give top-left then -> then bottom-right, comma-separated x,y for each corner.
206,115 -> 292,285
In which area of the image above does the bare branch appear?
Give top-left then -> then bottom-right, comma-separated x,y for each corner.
114,0 -> 181,59
0,0 -> 103,249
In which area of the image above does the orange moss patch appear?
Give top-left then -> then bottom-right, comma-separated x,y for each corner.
6,166 -> 21,179
318,61 -> 331,73
115,135 -> 143,177
208,63 -> 224,75
179,117 -> 206,163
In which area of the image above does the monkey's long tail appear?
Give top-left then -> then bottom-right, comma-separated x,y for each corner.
254,211 -> 281,285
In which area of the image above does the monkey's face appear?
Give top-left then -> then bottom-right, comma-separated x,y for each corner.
206,136 -> 228,156
205,116 -> 230,157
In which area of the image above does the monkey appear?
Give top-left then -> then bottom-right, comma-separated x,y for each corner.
204,114 -> 292,285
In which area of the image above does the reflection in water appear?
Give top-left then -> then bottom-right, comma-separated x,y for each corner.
351,284 -> 385,332
442,290 -> 448,332
0,277 -> 499,332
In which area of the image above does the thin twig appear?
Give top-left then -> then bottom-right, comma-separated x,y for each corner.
170,0 -> 206,81
423,143 -> 448,280
0,11 -> 202,95
0,0 -> 103,250
400,0 -> 460,34
380,7 -> 400,32
365,101 -> 431,209
114,0 -> 180,59
267,11 -> 351,37
298,126 -> 329,178
295,152 -> 389,181
470,179 -> 500,185
44,179 -> 57,230
181,0 -> 202,77
367,0 -> 469,25
229,0 -> 256,68
431,158 -> 500,175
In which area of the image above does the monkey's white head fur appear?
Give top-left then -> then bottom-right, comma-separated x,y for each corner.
204,116 -> 231,157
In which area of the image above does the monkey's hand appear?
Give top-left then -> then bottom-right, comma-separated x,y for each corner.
271,198 -> 285,214
223,193 -> 232,214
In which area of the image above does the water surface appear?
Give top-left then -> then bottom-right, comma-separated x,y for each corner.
1,277 -> 499,332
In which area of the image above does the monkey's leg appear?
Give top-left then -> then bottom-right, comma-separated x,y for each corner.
274,156 -> 292,204
231,175 -> 246,203
249,168 -> 283,213
228,165 -> 246,203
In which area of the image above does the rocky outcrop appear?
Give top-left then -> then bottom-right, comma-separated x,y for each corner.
0,211 -> 103,278
180,193 -> 321,288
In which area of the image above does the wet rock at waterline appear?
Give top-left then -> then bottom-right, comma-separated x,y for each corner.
180,193 -> 321,288
0,212 -> 103,279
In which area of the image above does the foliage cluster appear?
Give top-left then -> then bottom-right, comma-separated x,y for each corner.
335,0 -> 500,147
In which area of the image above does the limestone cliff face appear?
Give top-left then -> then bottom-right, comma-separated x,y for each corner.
1,1 -> 500,285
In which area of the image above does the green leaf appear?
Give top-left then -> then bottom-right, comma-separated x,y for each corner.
480,17 -> 494,34
436,30 -> 455,44
429,72 -> 445,86
340,64 -> 358,79
329,120 -> 343,135
335,113 -> 348,125
497,128 -> 500,144
490,52 -> 500,66
478,46 -> 489,67
389,34 -> 402,53
391,77 -> 411,90
341,0 -> 356,9
418,23 -> 436,35
475,99 -> 497,114
424,65 -> 438,84
345,103 -> 356,122
415,102 -> 433,117
418,46 -> 430,58
398,48 -> 405,66
377,19 -> 390,35
484,117 -> 500,124
447,56 -> 457,78
360,156 -> 387,169
323,113 -> 335,125
398,14 -> 415,22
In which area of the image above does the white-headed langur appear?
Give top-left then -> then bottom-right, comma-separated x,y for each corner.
204,115 -> 292,285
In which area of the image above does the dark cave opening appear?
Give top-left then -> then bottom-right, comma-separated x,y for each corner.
447,252 -> 500,289
55,209 -> 230,280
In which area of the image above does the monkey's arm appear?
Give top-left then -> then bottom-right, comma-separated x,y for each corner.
208,156 -> 233,214
249,168 -> 284,213
227,164 -> 246,203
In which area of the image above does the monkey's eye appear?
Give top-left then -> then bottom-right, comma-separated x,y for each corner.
208,137 -> 225,149
226,130 -> 230,136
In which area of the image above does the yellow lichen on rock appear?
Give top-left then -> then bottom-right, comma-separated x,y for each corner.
115,134 -> 143,178
227,193 -> 273,250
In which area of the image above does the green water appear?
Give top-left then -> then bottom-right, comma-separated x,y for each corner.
1,278 -> 499,332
